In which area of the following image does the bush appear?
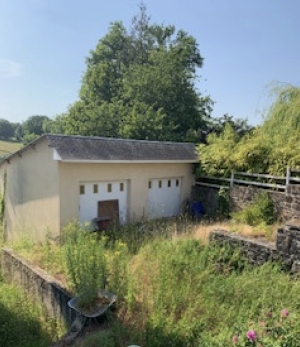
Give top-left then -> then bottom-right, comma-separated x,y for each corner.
217,187 -> 230,219
231,191 -> 276,226
63,222 -> 108,307
0,282 -> 54,347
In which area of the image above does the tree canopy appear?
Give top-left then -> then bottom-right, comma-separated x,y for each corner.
0,119 -> 15,140
64,3 -> 212,142
198,84 -> 300,176
21,115 -> 50,144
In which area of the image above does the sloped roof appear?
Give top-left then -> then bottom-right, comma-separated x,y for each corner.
46,134 -> 198,162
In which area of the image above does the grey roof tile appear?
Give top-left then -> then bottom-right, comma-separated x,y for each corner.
46,135 -> 198,162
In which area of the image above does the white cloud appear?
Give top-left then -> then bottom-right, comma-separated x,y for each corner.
0,59 -> 23,78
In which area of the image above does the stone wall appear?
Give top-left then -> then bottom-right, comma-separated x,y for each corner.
282,185 -> 300,222
210,225 -> 300,273
229,185 -> 285,217
191,185 -> 220,216
1,247 -> 76,327
194,184 -> 300,222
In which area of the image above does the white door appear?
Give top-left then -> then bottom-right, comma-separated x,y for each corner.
147,178 -> 181,219
79,180 -> 128,225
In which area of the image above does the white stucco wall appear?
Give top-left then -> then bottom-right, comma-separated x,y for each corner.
0,140 -> 60,242
58,162 -> 194,227
0,137 -> 195,242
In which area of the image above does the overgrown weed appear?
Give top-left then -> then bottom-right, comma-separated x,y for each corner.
0,280 -> 64,347
7,218 -> 294,346
231,191 -> 277,227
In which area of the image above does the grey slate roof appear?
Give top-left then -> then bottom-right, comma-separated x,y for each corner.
46,134 -> 198,162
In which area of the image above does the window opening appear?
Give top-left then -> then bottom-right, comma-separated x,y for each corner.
80,185 -> 85,195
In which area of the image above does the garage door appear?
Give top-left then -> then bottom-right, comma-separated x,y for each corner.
79,180 -> 128,225
147,178 -> 181,219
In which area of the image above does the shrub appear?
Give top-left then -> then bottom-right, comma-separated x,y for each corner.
217,187 -> 230,219
231,191 -> 276,226
63,222 -> 108,308
0,282 -> 55,347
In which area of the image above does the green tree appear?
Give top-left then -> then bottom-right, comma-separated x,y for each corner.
197,124 -> 241,177
22,115 -> 50,137
65,3 -> 212,142
198,84 -> 300,176
45,114 -> 67,134
0,119 -> 14,140
14,124 -> 23,141
208,114 -> 253,138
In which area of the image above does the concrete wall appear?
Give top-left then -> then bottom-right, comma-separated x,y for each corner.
0,140 -> 60,242
59,162 -> 194,227
1,247 -> 76,327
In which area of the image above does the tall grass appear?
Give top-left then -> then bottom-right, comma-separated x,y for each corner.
0,279 -> 59,347
9,220 -> 300,346
87,238 -> 300,347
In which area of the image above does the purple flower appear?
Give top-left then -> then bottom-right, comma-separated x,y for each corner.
232,334 -> 239,344
281,308 -> 289,318
246,330 -> 257,342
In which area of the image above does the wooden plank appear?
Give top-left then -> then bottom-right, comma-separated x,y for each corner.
233,178 -> 286,190
197,175 -> 231,182
234,171 -> 284,180
195,182 -> 230,189
289,177 -> 300,183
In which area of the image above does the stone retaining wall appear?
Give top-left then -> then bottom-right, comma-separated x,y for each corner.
194,184 -> 300,222
229,186 -> 285,217
209,230 -> 278,266
1,247 -> 76,327
210,225 -> 300,273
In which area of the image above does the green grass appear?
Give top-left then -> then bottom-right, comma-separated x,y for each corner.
10,220 -> 300,346
0,279 -> 58,347
0,139 -> 22,158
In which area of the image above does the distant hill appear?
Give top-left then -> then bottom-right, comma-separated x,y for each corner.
0,140 -> 23,159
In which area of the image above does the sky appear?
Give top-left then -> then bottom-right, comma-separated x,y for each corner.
0,0 -> 299,126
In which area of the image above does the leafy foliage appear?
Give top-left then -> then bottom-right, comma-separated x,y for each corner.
207,114 -> 254,138
63,222 -> 108,307
197,124 -> 241,177
0,119 -> 15,140
21,115 -> 51,144
65,3 -> 212,142
198,85 -> 300,175
11,220 -> 300,346
231,191 -> 276,226
0,281 -> 54,347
